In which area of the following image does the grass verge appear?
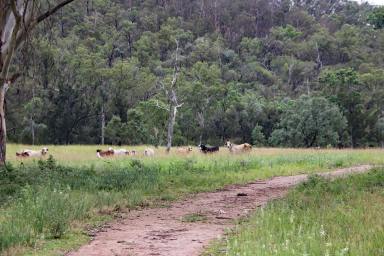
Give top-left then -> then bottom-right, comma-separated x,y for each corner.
206,168 -> 384,256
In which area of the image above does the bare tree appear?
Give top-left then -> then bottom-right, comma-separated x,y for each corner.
158,40 -> 183,153
0,0 -> 76,164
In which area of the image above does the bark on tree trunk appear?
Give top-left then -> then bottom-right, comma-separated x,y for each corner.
288,61 -> 294,86
163,39 -> 181,153
166,104 -> 177,153
0,86 -> 7,164
101,105 -> 105,145
31,117 -> 35,145
197,111 -> 205,145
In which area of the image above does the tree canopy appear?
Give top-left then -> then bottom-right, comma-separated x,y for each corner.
7,0 -> 384,148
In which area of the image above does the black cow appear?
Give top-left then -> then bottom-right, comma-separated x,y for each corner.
199,144 -> 219,153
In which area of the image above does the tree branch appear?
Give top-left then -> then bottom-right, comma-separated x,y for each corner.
1,0 -> 21,83
171,39 -> 179,88
37,0 -> 76,23
22,0 -> 31,25
15,0 -> 77,52
10,0 -> 21,20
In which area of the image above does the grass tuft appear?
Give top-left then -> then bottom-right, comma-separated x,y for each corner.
182,213 -> 208,223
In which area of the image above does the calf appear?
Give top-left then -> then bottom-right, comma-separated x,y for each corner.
199,144 -> 219,154
144,148 -> 155,156
177,146 -> 193,154
96,149 -> 114,158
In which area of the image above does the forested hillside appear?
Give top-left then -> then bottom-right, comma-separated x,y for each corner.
7,0 -> 384,147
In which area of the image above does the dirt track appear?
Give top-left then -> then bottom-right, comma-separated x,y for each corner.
67,165 -> 372,256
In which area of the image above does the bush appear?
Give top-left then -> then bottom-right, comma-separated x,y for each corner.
251,124 -> 266,146
0,186 -> 80,251
269,96 -> 347,147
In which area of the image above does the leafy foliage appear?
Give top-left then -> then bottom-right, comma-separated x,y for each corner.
8,0 -> 384,147
368,6 -> 384,29
270,96 -> 348,147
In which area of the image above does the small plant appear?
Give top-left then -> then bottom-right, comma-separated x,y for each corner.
182,213 -> 207,223
38,155 -> 57,170
130,159 -> 143,169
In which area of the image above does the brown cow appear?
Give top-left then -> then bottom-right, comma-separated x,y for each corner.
96,149 -> 114,158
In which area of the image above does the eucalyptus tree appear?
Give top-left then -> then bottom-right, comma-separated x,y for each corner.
0,0 -> 76,164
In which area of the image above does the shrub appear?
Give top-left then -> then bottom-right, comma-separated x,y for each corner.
251,124 -> 266,146
269,96 -> 347,147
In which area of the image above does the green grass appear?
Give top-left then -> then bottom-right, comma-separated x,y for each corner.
182,212 -> 208,223
206,169 -> 384,256
1,146 -> 383,255
7,144 -> 384,169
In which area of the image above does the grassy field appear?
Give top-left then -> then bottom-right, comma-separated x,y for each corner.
1,145 -> 383,255
206,169 -> 384,256
7,144 -> 384,168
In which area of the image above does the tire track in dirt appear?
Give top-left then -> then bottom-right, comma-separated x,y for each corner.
67,165 -> 373,256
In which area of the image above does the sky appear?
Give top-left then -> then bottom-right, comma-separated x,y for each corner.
355,0 -> 384,5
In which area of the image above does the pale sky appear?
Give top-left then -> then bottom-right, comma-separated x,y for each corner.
355,0 -> 384,5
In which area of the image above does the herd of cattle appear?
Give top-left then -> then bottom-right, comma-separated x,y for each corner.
15,141 -> 253,159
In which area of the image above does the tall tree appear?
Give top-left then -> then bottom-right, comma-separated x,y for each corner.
0,0 -> 76,164
159,40 -> 183,153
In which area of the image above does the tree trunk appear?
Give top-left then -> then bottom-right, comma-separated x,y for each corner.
197,112 -> 205,145
101,105 -> 105,145
288,61 -> 294,86
31,117 -> 35,145
166,104 -> 177,153
86,0 -> 91,15
0,86 -> 7,164
128,33 -> 132,57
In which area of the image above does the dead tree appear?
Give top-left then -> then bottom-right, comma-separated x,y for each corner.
158,40 -> 183,153
0,0 -> 76,164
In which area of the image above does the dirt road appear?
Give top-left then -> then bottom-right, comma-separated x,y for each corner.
68,165 -> 372,256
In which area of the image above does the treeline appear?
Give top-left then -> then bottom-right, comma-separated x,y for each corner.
7,0 -> 384,147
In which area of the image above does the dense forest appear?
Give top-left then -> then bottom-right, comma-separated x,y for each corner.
6,0 -> 384,147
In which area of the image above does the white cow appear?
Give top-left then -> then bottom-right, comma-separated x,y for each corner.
108,147 -> 129,156
144,148 -> 155,156
16,147 -> 49,158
